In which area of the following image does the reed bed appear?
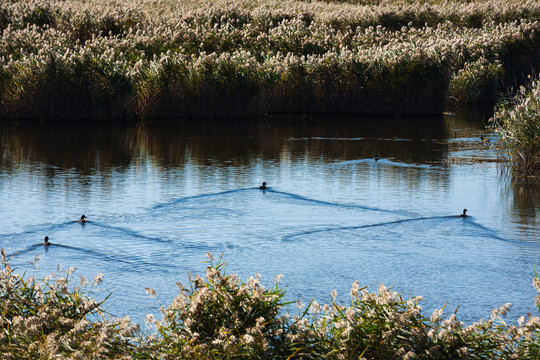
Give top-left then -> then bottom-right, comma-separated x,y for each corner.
491,76 -> 540,176
0,250 -> 140,359
2,250 -> 540,359
1,0 -> 540,119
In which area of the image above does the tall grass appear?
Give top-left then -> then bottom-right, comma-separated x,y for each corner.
1,0 -> 540,119
3,250 -> 540,359
448,58 -> 504,105
490,76 -> 540,176
0,249 -> 139,359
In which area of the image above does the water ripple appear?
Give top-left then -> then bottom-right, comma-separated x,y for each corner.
150,188 -> 253,211
266,189 -> 410,216
332,158 -> 436,169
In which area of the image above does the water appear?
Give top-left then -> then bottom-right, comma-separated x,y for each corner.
0,114 -> 539,326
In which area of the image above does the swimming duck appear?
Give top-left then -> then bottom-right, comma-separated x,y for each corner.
259,182 -> 267,190
42,236 -> 51,246
374,154 -> 379,162
458,209 -> 468,218
77,215 -> 87,223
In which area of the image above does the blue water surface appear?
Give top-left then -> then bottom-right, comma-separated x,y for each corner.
0,115 -> 538,325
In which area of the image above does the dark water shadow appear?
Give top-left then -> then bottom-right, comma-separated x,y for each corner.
281,216 -> 451,242
0,221 -> 77,239
0,220 -> 170,246
150,188 -> 254,211
281,215 -> 524,247
6,243 -> 172,274
89,222 -> 170,244
266,189 -> 412,216
460,219 -> 525,245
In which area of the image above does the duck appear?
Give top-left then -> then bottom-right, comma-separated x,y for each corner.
458,209 -> 468,218
480,136 -> 490,143
42,236 -> 51,246
77,215 -> 87,223
259,182 -> 267,190
374,154 -> 379,162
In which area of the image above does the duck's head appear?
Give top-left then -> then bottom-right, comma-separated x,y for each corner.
463,209 -> 468,215
259,182 -> 267,189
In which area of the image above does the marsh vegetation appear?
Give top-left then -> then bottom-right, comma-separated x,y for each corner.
491,76 -> 540,176
2,251 -> 540,359
1,0 -> 540,356
1,0 -> 540,120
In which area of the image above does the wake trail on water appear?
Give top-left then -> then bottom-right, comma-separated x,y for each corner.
459,218 -> 534,247
281,216 -> 453,242
150,187 -> 254,211
0,221 -> 78,239
86,224 -> 221,251
0,221 -> 171,247
120,186 -> 412,221
89,222 -> 171,244
332,158 -> 438,170
266,189 -> 412,216
0,211 -> 241,262
2,187 -> 529,262
281,215 -> 520,245
3,244 -> 43,257
4,243 -> 176,274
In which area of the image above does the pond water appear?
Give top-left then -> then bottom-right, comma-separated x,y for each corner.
0,113 -> 539,326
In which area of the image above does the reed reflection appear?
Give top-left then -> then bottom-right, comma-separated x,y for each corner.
508,177 -> 540,229
0,115 -> 495,200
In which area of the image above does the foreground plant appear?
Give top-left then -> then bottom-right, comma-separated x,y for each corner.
2,249 -> 540,359
151,252 -> 292,359
491,76 -> 540,176
0,249 -> 139,359
149,253 -> 540,359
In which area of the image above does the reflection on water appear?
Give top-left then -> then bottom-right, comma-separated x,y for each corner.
509,177 -> 540,220
0,113 -> 538,325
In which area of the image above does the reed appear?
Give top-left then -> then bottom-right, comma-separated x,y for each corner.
136,51 -> 277,118
0,249 -> 139,359
2,250 -> 540,359
152,253 -> 292,359
1,0 -> 540,120
490,76 -> 540,176
448,58 -> 504,105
